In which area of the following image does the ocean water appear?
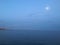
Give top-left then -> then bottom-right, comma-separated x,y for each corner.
0,30 -> 60,45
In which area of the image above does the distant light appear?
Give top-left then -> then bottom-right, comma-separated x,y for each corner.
45,7 -> 49,10
45,6 -> 50,11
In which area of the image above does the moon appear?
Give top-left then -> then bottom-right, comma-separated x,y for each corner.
45,6 -> 50,11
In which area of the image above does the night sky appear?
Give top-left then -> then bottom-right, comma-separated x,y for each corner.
0,0 -> 60,30
0,0 -> 60,45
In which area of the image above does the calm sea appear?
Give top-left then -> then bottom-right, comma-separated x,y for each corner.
0,30 -> 60,45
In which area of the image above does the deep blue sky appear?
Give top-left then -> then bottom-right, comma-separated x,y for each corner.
0,0 -> 60,30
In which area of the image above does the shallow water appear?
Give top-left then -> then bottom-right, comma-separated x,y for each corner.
0,30 -> 60,45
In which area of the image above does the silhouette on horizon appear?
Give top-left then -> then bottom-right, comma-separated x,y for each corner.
0,27 -> 6,30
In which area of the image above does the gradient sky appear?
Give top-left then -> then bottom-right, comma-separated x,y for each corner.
0,0 -> 60,30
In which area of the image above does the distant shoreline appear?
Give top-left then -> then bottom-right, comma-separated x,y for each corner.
0,27 -> 6,30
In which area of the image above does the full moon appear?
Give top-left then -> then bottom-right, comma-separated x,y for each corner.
45,6 -> 50,11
